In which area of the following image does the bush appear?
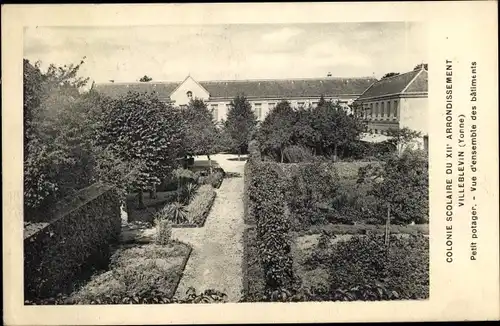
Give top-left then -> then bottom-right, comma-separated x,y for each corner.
198,171 -> 224,189
155,219 -> 172,245
156,202 -> 189,225
282,145 -> 315,163
340,140 -> 395,161
185,184 -> 216,226
314,234 -> 429,300
24,184 -> 121,301
286,164 -> 340,228
248,162 -> 294,298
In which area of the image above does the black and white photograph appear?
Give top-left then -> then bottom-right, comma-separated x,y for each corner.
22,21 -> 430,305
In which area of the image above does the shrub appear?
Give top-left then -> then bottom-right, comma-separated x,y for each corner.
155,219 -> 172,245
323,234 -> 429,300
286,164 -> 340,228
179,182 -> 198,205
157,202 -> 189,225
248,162 -> 294,298
198,171 -> 224,189
185,184 -> 216,226
282,145 -> 315,163
24,184 -> 121,301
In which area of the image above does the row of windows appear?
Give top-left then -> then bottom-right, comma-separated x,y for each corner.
364,100 -> 399,119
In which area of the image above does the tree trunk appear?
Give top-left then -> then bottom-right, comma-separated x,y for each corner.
149,183 -> 157,199
138,189 -> 146,210
238,147 -> 241,161
207,154 -> 213,174
280,148 -> 284,163
333,144 -> 338,162
385,205 -> 391,252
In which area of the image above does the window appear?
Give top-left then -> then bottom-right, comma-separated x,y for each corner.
269,102 -> 276,111
381,102 -> 385,118
375,103 -> 379,119
180,104 -> 188,110
298,101 -> 305,108
312,101 -> 319,108
387,101 -> 392,117
211,104 -> 218,120
254,103 -> 262,119
393,100 -> 398,118
186,91 -> 193,100
375,129 -> 379,134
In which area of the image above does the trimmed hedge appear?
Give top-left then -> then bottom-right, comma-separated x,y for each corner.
24,183 -> 121,302
247,161 -> 294,299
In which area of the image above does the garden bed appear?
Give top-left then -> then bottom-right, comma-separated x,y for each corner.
291,232 -> 429,301
172,185 -> 217,228
126,190 -> 178,223
66,241 -> 192,304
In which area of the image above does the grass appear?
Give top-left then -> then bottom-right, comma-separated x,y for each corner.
67,242 -> 191,304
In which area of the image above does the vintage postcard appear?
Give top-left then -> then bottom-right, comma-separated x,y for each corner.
2,2 -> 499,324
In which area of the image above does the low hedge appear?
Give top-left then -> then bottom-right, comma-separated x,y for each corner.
198,170 -> 224,189
24,183 -> 121,302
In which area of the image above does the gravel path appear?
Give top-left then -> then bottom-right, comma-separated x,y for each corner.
172,154 -> 247,302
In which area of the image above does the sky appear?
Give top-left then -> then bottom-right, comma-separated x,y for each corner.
24,22 -> 428,83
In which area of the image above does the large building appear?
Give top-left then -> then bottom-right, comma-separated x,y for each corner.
353,67 -> 428,138
93,75 -> 377,122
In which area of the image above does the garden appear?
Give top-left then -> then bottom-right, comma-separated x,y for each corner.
242,100 -> 429,302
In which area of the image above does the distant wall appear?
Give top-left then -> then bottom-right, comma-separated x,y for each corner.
24,183 -> 121,301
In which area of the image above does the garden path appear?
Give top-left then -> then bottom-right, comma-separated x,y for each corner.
172,153 -> 247,302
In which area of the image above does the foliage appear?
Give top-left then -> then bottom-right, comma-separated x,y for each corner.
155,219 -> 172,245
180,182 -> 198,205
414,63 -> 428,71
282,145 -> 315,163
257,100 -> 296,162
255,96 -> 366,162
181,98 -> 222,159
197,171 -> 224,189
157,202 -> 189,225
286,164 -> 340,228
381,72 -> 400,79
358,149 -> 429,224
96,92 -> 185,202
23,58 -> 108,217
56,243 -> 192,305
139,75 -> 153,82
224,95 -> 258,156
247,139 -> 261,162
24,186 -> 121,301
317,234 -> 429,300
385,127 -> 423,155
185,184 -> 216,226
247,162 -> 294,297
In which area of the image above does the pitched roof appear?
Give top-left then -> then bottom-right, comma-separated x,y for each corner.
93,82 -> 180,102
198,77 -> 377,99
93,76 -> 377,101
356,69 -> 428,100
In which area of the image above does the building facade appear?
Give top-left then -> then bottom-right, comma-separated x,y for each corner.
353,68 -> 428,137
94,75 -> 377,122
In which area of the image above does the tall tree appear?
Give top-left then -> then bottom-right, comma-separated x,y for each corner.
224,94 -> 258,160
257,100 -> 296,162
181,98 -> 221,172
139,75 -> 153,82
414,63 -> 428,71
97,92 -> 185,207
381,72 -> 400,79
311,100 -> 365,161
